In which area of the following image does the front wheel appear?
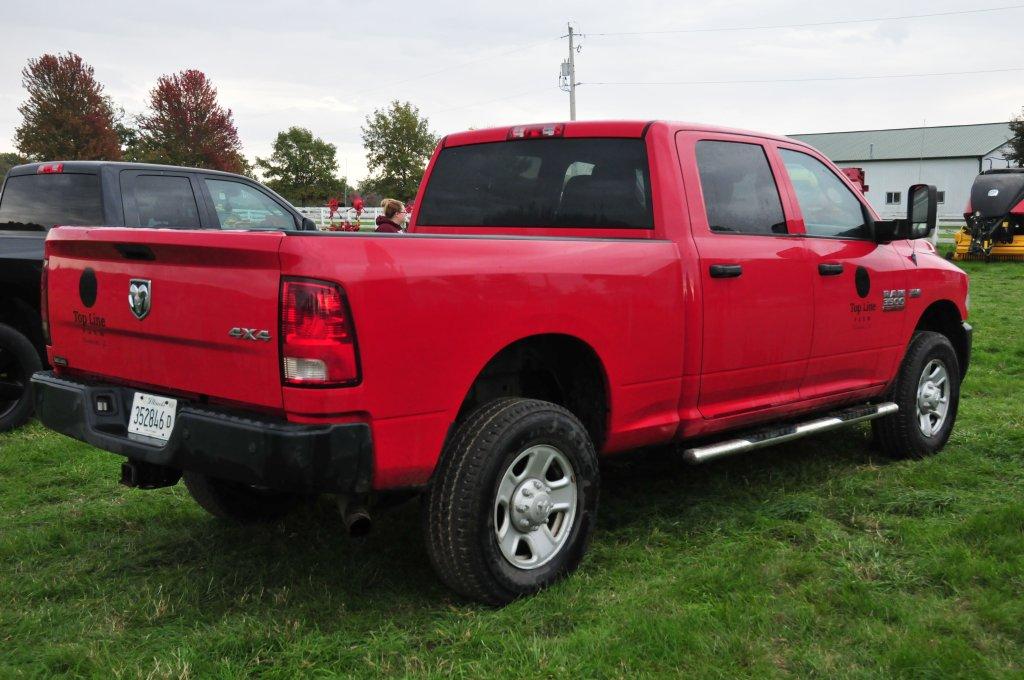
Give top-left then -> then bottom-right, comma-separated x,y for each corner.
873,331 -> 961,458
423,398 -> 599,605
0,323 -> 42,432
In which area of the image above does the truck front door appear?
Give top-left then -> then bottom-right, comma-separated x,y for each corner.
774,146 -> 908,399
678,133 -> 814,419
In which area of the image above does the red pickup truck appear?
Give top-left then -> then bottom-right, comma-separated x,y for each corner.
33,121 -> 971,604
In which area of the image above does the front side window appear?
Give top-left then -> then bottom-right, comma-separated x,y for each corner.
133,175 -> 201,228
780,149 -> 869,239
695,140 -> 786,235
205,179 -> 294,230
417,138 -> 653,228
0,174 -> 102,231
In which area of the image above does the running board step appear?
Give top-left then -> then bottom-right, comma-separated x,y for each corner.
682,402 -> 898,464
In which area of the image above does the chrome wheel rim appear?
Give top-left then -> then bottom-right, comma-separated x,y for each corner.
916,359 -> 950,438
493,444 -> 577,570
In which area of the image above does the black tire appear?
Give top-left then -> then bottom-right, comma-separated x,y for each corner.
873,331 -> 961,459
423,398 -> 600,605
0,323 -> 43,432
182,471 -> 304,522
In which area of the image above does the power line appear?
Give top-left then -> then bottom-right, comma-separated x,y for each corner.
579,66 -> 1024,86
434,87 -> 552,114
576,4 -> 1024,36
358,37 -> 560,96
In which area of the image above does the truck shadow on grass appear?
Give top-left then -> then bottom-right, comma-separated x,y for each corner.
82,425 -> 888,620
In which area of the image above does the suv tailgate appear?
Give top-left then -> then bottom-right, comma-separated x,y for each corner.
46,228 -> 285,410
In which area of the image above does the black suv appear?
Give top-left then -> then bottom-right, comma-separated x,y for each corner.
0,161 -> 316,431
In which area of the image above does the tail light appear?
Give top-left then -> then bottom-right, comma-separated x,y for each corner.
280,278 -> 359,386
1011,199 -> 1024,215
36,163 -> 63,174
40,257 -> 50,345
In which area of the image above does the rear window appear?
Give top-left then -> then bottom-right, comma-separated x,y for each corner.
417,138 -> 653,228
0,173 -> 103,231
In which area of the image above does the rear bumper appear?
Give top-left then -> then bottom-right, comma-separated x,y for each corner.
31,371 -> 373,494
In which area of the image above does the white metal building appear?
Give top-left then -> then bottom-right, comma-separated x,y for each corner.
790,122 -> 1014,223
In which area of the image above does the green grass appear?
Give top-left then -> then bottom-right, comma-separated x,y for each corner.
2,262 -> 1023,678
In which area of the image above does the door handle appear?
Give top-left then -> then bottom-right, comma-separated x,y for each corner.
818,263 -> 844,276
709,264 -> 743,278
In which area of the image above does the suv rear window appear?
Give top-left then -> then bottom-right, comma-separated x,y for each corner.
0,174 -> 103,231
417,138 -> 653,228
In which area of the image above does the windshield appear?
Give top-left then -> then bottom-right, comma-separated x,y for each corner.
0,173 -> 103,231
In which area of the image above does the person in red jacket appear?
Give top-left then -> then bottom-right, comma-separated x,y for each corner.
375,198 -> 408,233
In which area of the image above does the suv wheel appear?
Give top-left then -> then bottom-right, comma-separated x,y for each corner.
873,331 -> 961,458
423,398 -> 599,605
0,323 -> 43,432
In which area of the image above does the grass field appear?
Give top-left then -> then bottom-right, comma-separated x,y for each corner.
1,261 -> 1022,678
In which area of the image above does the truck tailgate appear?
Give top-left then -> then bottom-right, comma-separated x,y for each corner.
46,228 -> 285,410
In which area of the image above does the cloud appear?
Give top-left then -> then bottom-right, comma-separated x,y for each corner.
1,0 -> 1022,185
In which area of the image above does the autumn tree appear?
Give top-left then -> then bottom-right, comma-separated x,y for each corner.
0,153 -> 27,178
256,127 -> 350,205
1008,109 -> 1024,167
134,69 -> 246,173
14,52 -> 122,161
360,101 -> 437,200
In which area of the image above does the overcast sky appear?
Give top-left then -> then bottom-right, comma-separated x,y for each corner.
2,0 -> 1021,184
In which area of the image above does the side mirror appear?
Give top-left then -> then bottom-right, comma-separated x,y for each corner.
872,183 -> 937,242
906,183 -> 937,239
301,217 -> 318,231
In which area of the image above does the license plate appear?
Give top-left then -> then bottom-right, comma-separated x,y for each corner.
127,392 -> 177,443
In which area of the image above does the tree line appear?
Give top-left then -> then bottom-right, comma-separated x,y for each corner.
5,52 -> 437,205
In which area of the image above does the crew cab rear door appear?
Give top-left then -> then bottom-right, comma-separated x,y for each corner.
46,228 -> 285,409
773,145 -> 909,398
120,170 -> 214,230
677,132 -> 814,419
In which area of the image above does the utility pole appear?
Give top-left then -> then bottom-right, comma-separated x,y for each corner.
567,22 -> 577,121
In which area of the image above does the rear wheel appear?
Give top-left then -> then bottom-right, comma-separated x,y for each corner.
0,323 -> 42,432
873,331 -> 961,458
423,398 -> 599,605
183,472 -> 304,522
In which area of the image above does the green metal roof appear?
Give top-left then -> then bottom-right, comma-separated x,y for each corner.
789,122 -> 1011,162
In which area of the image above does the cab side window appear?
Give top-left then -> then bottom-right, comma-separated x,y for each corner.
134,175 -> 201,228
695,140 -> 787,235
779,149 -> 868,239
204,179 -> 294,230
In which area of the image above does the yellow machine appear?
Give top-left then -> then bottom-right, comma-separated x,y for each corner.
953,168 -> 1024,261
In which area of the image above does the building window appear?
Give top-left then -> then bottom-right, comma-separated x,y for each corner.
937,191 -> 945,204
885,191 -> 901,205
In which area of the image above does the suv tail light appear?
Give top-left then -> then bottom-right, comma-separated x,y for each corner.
40,257 -> 50,345
280,278 -> 359,386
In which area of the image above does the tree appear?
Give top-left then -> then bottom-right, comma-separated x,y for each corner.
135,69 -> 246,173
0,153 -> 27,178
1008,109 -> 1024,167
256,127 -> 350,205
361,101 -> 438,200
14,52 -> 122,161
